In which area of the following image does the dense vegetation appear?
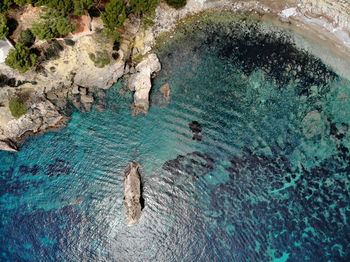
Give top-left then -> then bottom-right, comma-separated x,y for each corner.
2,0 -> 188,41
129,0 -> 159,16
31,10 -> 76,40
0,0 -> 11,15
101,0 -> 127,40
5,43 -> 38,73
9,97 -> 28,119
0,15 -> 9,39
2,0 -> 188,73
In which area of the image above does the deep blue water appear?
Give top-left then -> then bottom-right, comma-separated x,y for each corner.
1,15 -> 350,261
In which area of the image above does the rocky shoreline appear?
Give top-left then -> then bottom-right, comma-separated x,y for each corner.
0,0 -> 349,151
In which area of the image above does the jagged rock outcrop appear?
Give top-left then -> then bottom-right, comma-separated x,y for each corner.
129,54 -> 161,115
124,162 -> 143,226
0,139 -> 19,152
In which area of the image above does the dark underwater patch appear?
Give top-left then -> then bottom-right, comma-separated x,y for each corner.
46,159 -> 70,177
163,151 -> 215,179
19,164 -> 40,176
214,146 -> 350,261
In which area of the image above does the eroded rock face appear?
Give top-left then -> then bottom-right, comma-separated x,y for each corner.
124,162 -> 143,226
129,54 -> 161,115
0,98 -> 66,151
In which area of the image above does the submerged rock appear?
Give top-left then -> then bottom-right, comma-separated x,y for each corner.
302,110 -> 325,139
124,162 -> 143,226
189,121 -> 203,141
154,82 -> 171,106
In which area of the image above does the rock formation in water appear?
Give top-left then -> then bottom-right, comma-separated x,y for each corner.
153,83 -> 171,106
189,121 -> 203,141
124,162 -> 143,226
129,54 -> 161,115
302,110 -> 326,139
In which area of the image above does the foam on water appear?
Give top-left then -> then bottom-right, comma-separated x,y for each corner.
1,13 -> 350,261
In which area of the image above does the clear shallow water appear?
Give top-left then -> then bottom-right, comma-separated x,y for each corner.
1,14 -> 350,261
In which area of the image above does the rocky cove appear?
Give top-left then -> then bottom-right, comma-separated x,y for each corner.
1,1 -> 350,260
0,0 -> 350,152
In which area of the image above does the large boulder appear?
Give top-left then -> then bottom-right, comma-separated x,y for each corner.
124,162 -> 143,226
129,54 -> 161,114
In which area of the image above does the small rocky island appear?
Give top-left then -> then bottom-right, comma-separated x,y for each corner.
124,162 -> 143,226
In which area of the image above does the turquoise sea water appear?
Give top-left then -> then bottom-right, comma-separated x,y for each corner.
1,14 -> 350,261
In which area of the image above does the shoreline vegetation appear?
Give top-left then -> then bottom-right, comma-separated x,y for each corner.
0,0 -> 187,73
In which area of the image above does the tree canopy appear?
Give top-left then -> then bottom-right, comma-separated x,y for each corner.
18,29 -> 36,47
0,0 -> 11,15
0,16 -> 9,39
5,43 -> 38,73
31,9 -> 76,40
129,0 -> 159,16
101,0 -> 127,30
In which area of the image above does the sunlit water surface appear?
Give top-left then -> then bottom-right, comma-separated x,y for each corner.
1,14 -> 350,261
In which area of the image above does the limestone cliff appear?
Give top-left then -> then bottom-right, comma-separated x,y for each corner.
124,162 -> 143,226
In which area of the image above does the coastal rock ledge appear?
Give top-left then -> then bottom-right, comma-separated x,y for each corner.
124,162 -> 143,226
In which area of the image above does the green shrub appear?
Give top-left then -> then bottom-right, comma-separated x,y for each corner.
129,0 -> 159,16
0,16 -> 9,39
0,0 -> 11,15
18,29 -> 36,47
56,17 -> 76,35
73,0 -> 93,15
44,40 -> 64,60
64,38 -> 75,46
37,0 -> 74,16
5,43 -> 38,73
101,0 -> 127,31
31,20 -> 56,40
14,0 -> 34,5
166,0 -> 186,9
9,97 -> 28,119
89,50 -> 110,68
